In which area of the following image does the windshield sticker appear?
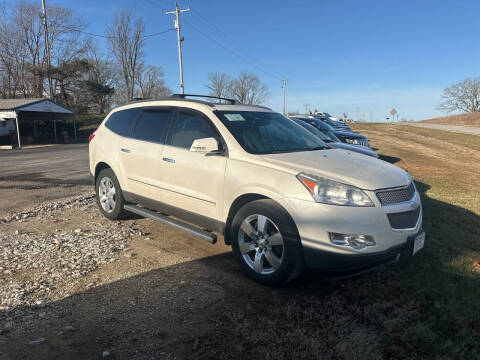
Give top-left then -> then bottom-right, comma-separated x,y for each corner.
224,114 -> 246,122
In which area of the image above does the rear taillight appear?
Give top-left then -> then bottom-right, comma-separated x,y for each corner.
88,133 -> 95,143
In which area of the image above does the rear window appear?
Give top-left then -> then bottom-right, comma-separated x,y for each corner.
132,109 -> 172,143
105,108 -> 140,136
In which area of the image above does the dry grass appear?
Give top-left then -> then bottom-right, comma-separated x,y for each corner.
350,123 -> 480,358
420,112 -> 480,127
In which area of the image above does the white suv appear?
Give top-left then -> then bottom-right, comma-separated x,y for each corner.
89,95 -> 424,285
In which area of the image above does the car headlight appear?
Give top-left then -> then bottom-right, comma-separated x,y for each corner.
345,138 -> 360,145
297,173 -> 374,206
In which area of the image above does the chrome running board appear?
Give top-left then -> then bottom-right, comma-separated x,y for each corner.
124,204 -> 217,244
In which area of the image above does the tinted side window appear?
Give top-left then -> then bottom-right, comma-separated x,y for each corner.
170,111 -> 215,149
132,110 -> 171,143
105,108 -> 140,136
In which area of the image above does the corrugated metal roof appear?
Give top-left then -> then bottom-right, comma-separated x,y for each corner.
0,98 -> 44,110
0,98 -> 73,114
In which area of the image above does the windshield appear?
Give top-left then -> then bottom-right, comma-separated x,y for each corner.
324,130 -> 341,142
297,118 -> 342,142
323,118 -> 338,127
292,119 -> 332,142
215,111 -> 327,154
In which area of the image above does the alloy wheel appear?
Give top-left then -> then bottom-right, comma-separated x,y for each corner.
99,176 -> 116,213
238,214 -> 284,275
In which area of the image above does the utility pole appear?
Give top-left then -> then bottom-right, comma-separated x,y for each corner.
303,104 -> 310,115
281,79 -> 287,115
166,2 -> 190,94
40,0 -> 53,99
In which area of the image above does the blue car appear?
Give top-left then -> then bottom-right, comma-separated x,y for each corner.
291,118 -> 377,158
294,117 -> 370,147
314,113 -> 353,132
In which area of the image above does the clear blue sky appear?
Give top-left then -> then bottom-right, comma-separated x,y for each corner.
20,0 -> 480,120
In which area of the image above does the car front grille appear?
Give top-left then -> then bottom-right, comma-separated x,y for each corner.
387,207 -> 421,230
376,182 -> 416,205
359,139 -> 369,146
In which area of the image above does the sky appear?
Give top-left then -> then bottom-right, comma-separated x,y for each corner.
10,0 -> 480,121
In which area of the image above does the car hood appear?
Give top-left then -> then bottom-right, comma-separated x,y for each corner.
261,148 -> 409,190
330,142 -> 378,158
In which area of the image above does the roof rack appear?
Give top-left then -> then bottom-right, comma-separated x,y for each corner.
129,96 -> 215,107
128,94 -> 272,110
170,93 -> 240,105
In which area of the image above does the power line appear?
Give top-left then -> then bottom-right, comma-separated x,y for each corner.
70,27 -> 175,39
179,3 -> 285,80
144,0 -> 284,81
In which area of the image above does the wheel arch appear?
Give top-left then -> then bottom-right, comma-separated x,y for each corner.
223,193 -> 300,246
94,161 -> 112,185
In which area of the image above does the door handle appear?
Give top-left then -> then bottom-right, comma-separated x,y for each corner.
162,157 -> 175,163
121,148 -> 131,153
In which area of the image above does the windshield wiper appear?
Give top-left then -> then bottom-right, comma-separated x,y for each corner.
308,146 -> 326,151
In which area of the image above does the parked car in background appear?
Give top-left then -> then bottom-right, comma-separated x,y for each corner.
291,118 -> 378,158
89,94 -> 424,285
314,113 -> 352,132
296,117 -> 370,147
320,112 -> 339,121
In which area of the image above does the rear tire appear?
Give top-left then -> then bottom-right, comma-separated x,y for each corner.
95,168 -> 128,220
231,199 -> 304,285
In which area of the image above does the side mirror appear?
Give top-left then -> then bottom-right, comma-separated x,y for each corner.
190,137 -> 220,153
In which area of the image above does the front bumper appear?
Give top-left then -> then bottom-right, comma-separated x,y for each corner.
278,192 -> 422,273
303,229 -> 423,277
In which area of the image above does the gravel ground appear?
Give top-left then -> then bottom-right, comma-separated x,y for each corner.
0,193 -> 413,360
0,194 -> 140,310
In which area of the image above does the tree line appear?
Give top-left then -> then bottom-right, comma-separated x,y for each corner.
0,0 -> 270,115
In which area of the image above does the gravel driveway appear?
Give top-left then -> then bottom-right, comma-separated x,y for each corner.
406,122 -> 480,136
0,144 -> 90,216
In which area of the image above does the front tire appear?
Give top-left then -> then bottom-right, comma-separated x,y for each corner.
95,168 -> 128,220
231,199 -> 304,285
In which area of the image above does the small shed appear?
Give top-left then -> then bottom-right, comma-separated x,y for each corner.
0,98 -> 74,148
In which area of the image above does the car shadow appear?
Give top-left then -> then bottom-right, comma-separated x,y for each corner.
378,154 -> 401,164
1,182 -> 479,359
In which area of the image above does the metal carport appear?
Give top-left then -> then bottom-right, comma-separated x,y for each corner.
0,98 -> 74,149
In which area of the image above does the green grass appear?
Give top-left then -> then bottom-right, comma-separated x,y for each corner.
351,124 -> 480,358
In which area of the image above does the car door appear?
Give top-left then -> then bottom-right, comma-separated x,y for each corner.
120,107 -> 173,199
158,108 -> 227,223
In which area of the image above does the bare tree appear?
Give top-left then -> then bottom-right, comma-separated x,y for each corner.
136,65 -> 170,99
228,71 -> 270,105
107,10 -> 145,103
206,72 -> 231,98
0,0 -> 87,99
82,46 -> 116,114
438,77 -> 480,113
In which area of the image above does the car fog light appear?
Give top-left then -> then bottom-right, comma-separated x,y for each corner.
329,232 -> 376,249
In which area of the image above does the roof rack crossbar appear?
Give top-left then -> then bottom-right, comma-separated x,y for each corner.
170,93 -> 240,105
128,95 -> 271,111
128,97 -> 215,107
